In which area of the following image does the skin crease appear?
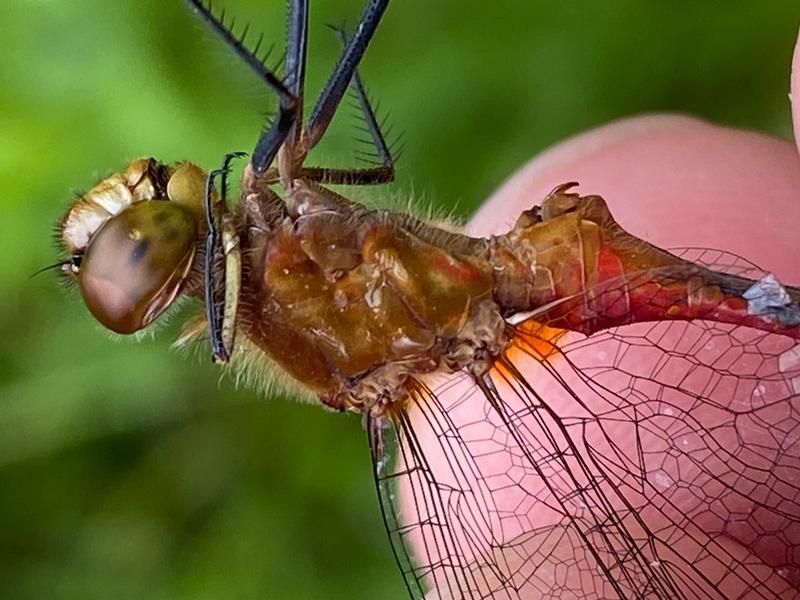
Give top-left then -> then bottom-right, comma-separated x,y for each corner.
409,29 -> 800,600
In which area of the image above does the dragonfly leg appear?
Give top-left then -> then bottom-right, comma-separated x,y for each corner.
186,1 -> 299,175
203,151 -> 246,363
283,0 -> 309,150
295,24 -> 397,186
253,0 -> 309,175
300,0 -> 390,155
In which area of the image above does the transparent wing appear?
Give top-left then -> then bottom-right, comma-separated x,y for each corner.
369,249 -> 800,599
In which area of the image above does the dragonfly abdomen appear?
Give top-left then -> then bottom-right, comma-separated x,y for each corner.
490,185 -> 800,341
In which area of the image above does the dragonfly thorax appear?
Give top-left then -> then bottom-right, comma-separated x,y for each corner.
238,180 -> 510,412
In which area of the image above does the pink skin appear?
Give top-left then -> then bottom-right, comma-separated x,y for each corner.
410,29 -> 800,598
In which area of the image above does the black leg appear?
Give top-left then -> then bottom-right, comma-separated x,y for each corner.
252,0 -> 312,173
303,0 -> 390,151
217,151 -> 247,202
186,1 -> 298,175
331,25 -> 393,167
203,152 -> 246,363
188,0 -> 393,182
294,23 -> 396,187
298,166 -> 393,186
284,0 -> 309,149
186,1 -> 293,101
251,100 -> 296,175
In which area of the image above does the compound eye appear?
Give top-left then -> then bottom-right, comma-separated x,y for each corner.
78,200 -> 197,333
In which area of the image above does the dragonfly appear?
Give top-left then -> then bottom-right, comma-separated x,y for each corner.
55,1 -> 800,598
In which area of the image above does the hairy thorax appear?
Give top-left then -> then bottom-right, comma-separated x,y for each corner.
237,178 -> 508,412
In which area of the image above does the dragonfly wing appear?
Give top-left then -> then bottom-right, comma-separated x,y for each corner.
369,249 -> 800,599
369,378 -> 524,599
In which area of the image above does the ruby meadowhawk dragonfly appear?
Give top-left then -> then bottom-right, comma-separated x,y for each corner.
49,1 -> 800,598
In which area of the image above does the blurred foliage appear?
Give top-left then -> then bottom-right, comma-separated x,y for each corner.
1,1 -> 798,598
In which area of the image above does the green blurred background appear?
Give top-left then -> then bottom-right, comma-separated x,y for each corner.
1,1 -> 798,598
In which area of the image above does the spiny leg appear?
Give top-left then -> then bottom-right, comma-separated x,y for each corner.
203,151 -> 246,363
253,0 -> 311,173
216,151 -> 247,205
298,24 -> 396,186
301,0 -> 390,153
333,25 -> 394,167
185,1 -> 299,175
188,0 -> 392,184
283,0 -> 309,150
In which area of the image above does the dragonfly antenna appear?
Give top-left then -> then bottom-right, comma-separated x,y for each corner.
29,260 -> 71,280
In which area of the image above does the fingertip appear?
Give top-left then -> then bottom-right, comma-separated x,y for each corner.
792,26 -> 800,156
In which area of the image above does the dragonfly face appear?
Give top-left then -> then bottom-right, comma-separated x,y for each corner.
53,1 -> 800,598
59,159 -> 208,333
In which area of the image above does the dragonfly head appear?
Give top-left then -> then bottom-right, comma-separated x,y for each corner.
59,158 -> 208,334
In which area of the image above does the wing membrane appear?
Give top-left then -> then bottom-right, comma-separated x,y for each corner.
370,249 -> 800,599
370,380 -> 511,598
